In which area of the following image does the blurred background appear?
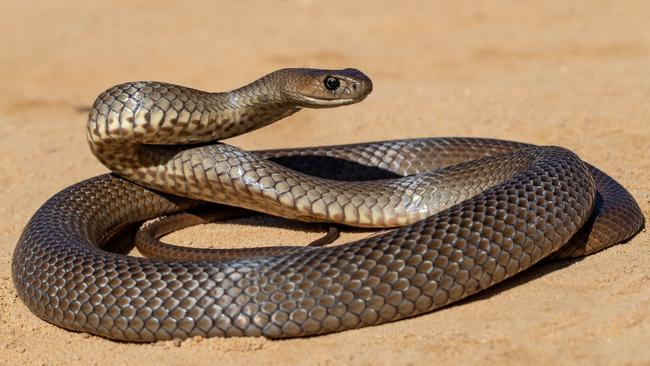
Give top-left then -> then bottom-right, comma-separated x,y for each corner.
2,1 -> 649,149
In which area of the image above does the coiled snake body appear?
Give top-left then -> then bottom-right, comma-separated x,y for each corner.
12,68 -> 644,341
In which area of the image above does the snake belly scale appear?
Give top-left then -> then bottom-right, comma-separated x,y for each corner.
12,68 -> 644,341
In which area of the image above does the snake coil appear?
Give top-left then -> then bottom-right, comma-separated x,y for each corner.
12,68 -> 643,341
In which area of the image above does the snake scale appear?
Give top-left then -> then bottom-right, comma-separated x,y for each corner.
12,68 -> 644,341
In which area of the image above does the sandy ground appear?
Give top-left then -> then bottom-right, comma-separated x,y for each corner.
1,1 -> 649,365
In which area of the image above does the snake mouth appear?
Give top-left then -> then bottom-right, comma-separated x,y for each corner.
298,95 -> 363,107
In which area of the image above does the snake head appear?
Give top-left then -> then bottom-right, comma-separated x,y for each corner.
277,68 -> 373,108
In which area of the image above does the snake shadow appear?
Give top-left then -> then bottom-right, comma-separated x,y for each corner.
268,155 -> 404,181
452,258 -> 579,307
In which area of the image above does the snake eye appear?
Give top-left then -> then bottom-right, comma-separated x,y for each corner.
324,76 -> 340,91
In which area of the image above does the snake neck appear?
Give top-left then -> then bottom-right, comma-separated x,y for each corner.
86,79 -> 300,173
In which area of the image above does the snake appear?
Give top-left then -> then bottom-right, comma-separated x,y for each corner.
12,68 -> 644,342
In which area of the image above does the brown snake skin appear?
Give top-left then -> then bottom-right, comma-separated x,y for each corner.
12,68 -> 644,341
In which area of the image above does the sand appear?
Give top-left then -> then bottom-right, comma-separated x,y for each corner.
1,1 -> 649,365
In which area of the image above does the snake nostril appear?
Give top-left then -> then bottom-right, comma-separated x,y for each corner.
352,84 -> 357,91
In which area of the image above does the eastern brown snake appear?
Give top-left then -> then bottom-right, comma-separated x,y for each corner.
12,68 -> 644,341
